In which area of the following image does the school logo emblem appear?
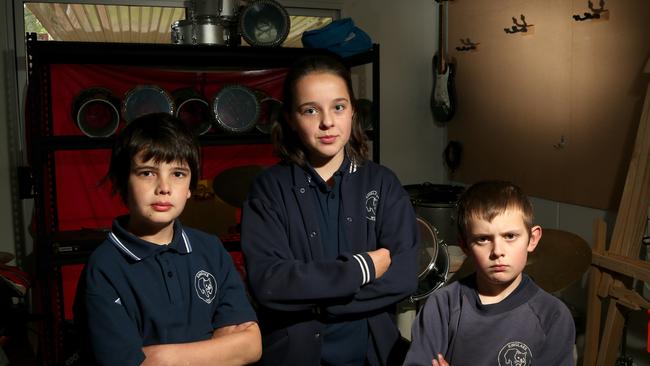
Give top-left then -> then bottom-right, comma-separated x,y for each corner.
194,270 -> 217,304
365,190 -> 379,221
498,341 -> 532,366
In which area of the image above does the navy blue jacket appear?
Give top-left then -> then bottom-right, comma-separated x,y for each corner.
241,160 -> 419,365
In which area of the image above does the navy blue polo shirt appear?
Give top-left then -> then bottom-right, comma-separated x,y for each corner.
80,216 -> 257,365
305,161 -> 368,366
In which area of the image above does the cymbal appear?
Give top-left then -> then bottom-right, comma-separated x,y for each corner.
447,229 -> 592,293
212,165 -> 266,208
179,194 -> 238,238
525,228 -> 592,293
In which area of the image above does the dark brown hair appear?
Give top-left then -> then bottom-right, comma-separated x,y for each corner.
272,54 -> 369,166
456,180 -> 534,243
106,112 -> 200,203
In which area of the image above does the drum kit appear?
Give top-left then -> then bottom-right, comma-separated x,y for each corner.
171,0 -> 290,47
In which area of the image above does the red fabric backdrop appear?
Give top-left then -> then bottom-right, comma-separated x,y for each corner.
47,64 -> 284,231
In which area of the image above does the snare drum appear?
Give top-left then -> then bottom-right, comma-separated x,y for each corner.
172,16 -> 228,45
194,15 -> 227,45
410,217 -> 450,302
171,19 -> 193,44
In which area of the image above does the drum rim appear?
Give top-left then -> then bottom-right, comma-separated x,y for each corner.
121,85 -> 175,123
212,84 -> 260,133
76,98 -> 120,138
71,87 -> 121,138
416,216 -> 439,279
409,241 -> 450,302
175,97 -> 212,135
239,0 -> 290,47
256,96 -> 282,134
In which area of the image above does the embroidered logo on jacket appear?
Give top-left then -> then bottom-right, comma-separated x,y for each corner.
365,190 -> 379,221
194,270 -> 217,304
498,341 -> 532,366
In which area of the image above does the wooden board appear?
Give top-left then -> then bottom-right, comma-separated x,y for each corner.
446,0 -> 650,209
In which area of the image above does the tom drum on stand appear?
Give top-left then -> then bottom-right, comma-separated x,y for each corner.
410,217 -> 450,302
404,183 -> 464,249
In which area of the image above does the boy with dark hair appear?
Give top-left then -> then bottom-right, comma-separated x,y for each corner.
404,180 -> 575,366
75,113 -> 261,366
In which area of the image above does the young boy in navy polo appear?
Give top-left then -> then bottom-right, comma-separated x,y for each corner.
404,180 -> 575,366
75,113 -> 261,366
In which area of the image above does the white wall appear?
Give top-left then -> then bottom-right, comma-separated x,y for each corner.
342,0 -> 448,185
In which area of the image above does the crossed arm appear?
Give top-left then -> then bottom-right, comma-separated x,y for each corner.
141,322 -> 261,366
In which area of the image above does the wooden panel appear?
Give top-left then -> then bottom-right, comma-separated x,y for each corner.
446,0 -> 650,209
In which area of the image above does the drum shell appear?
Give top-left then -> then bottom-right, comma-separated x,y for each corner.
172,88 -> 212,135
239,0 -> 290,47
410,241 -> 450,302
405,183 -> 464,247
171,19 -> 193,44
71,87 -> 121,138
192,0 -> 236,17
414,202 -> 459,248
219,0 -> 239,19
122,85 -> 175,123
194,16 -> 227,45
212,85 -> 260,133
256,96 -> 282,134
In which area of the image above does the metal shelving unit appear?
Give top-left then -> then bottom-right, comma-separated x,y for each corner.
25,34 -> 380,365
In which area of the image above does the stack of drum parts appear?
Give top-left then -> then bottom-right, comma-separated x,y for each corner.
71,84 -> 282,138
171,0 -> 290,47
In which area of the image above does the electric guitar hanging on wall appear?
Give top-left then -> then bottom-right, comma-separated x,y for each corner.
431,0 -> 456,123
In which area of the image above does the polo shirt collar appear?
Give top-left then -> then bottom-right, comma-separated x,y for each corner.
302,156 -> 352,190
108,215 -> 193,261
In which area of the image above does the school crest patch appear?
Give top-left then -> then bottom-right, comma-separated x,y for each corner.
365,190 -> 379,221
498,341 -> 532,366
194,270 -> 217,304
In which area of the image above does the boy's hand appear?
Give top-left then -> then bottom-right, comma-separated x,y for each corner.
367,248 -> 391,278
432,353 -> 449,366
